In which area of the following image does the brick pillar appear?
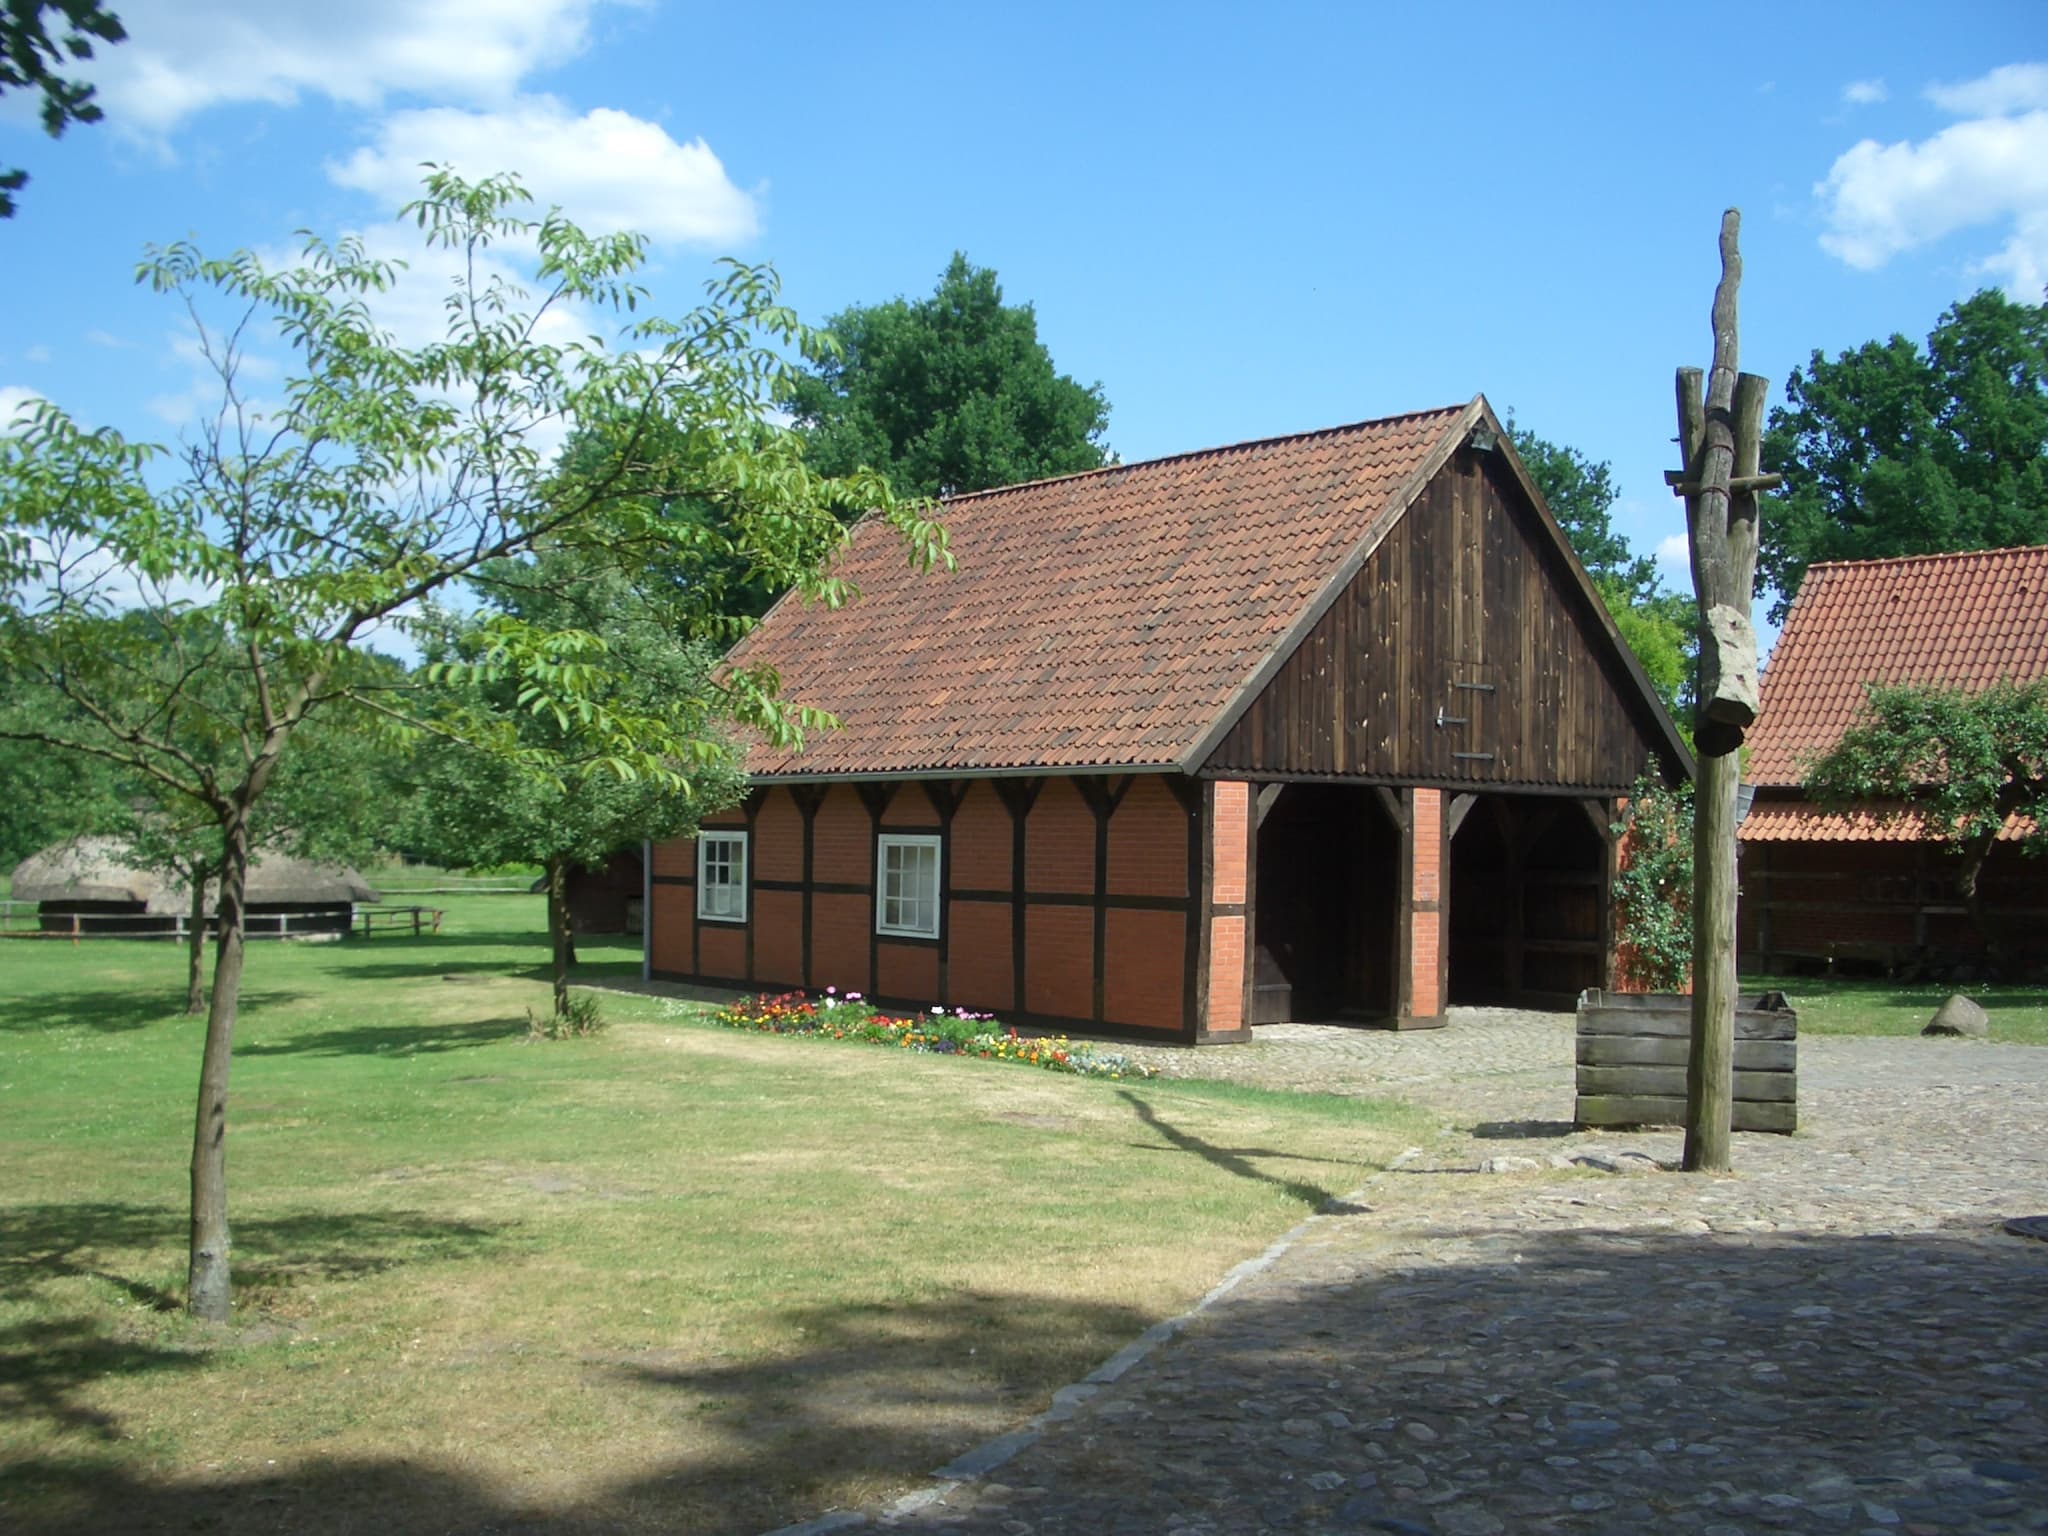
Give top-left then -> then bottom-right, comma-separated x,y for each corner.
1202,781 -> 1250,1037
1401,787 -> 1448,1029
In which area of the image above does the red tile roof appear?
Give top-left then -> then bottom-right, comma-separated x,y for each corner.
732,403 -> 1479,778
1746,545 -> 2048,790
1741,801 -> 2036,844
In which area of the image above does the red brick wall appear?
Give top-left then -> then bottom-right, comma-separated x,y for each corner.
702,804 -> 748,827
1103,908 -> 1185,1032
877,942 -> 938,1007
814,788 -> 869,885
752,889 -> 803,987
1212,781 -> 1248,905
1026,777 -> 1094,895
1410,788 -> 1442,1018
946,899 -> 1012,1012
950,783 -> 1010,891
649,898 -> 691,974
1108,776 -> 1188,897
650,837 -> 694,879
698,923 -> 745,982
812,891 -> 870,994
755,790 -> 803,882
1205,781 -> 1250,1034
1206,915 -> 1245,1032
1025,903 -> 1094,1020
647,772 -> 1202,1039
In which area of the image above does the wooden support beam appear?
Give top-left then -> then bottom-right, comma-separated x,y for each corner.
1373,784 -> 1409,831
1447,792 -> 1478,840
1664,470 -> 1782,495
1575,797 -> 1613,842
1255,782 -> 1285,827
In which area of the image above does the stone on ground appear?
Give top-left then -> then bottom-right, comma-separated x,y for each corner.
1924,993 -> 1990,1038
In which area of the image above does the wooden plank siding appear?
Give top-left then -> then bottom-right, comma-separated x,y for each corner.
1204,447 -> 1665,790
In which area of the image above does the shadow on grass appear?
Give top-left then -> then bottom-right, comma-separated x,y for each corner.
1,1201 -> 515,1307
0,989 -> 307,1034
1116,1088 -> 1357,1208
339,929 -> 550,956
11,1225 -> 2048,1535
236,1017 -> 530,1058
2,1200 -> 514,1462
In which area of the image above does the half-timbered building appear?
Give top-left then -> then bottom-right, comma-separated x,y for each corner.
1738,545 -> 2048,975
646,397 -> 1691,1042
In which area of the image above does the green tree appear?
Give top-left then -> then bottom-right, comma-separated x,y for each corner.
787,253 -> 1111,499
1509,421 -> 1696,721
1803,679 -> 2048,958
1,1 -> 126,218
1761,289 -> 2048,620
401,555 -> 747,1015
0,169 -> 947,1320
0,709 -> 127,867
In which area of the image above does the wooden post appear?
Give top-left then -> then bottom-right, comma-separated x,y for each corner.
1673,209 -> 1770,1175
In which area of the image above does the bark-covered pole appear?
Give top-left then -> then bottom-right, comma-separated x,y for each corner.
1674,209 -> 1772,1174
188,817 -> 248,1320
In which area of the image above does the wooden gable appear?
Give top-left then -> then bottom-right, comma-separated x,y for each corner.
1200,444 -> 1674,792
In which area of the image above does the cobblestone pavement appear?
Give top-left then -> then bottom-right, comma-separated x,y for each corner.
866,1013 -> 2048,1536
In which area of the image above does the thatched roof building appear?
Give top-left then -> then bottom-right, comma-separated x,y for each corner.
11,837 -> 378,937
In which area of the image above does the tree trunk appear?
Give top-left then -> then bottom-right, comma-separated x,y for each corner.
1956,834 -> 1998,969
1685,755 -> 1739,1171
184,860 -> 210,1016
547,855 -> 572,1017
187,818 -> 249,1321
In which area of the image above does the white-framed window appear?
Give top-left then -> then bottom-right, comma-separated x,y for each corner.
696,831 -> 748,922
876,833 -> 942,939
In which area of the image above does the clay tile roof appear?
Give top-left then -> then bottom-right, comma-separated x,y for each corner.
733,401 -> 1478,778
1740,801 -> 2036,844
1746,544 -> 2048,790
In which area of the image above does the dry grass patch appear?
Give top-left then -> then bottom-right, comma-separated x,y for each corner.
2,897 -> 1431,1533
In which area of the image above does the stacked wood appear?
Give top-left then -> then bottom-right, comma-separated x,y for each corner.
1575,988 -> 1797,1135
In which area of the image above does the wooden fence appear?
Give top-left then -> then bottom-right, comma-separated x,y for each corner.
0,903 -> 443,941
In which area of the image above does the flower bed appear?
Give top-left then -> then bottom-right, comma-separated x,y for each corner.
694,989 -> 1157,1080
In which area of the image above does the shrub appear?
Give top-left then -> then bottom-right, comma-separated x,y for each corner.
1612,773 -> 1693,992
693,989 -> 1157,1080
529,994 -> 607,1039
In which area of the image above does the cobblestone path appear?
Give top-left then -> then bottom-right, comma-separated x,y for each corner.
866,1014 -> 2048,1536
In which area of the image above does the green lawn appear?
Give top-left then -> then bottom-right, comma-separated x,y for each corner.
1742,973 -> 2048,1044
1,896 -> 1429,1534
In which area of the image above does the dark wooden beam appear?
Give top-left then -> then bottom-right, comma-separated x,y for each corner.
1447,792 -> 1478,840
1373,784 -> 1410,831
1255,782 -> 1285,827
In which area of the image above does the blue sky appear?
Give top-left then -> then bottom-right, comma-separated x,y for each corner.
3,0 -> 2045,622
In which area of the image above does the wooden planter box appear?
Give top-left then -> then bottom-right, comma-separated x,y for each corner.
1574,989 -> 1797,1135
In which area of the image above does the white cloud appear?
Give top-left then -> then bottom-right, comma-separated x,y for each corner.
86,0 -> 618,133
1655,533 -> 1692,586
1842,78 -> 1888,106
23,344 -> 51,364
327,97 -> 759,246
1926,61 -> 2048,116
1815,62 -> 2048,297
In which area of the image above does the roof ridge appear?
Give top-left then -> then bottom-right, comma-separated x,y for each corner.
1806,542 -> 2048,576
935,401 -> 1475,505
